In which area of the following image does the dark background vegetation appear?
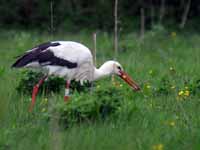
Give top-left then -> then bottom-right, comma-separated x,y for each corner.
0,0 -> 200,32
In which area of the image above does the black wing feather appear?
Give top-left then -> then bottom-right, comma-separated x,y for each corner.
38,50 -> 77,68
12,42 -> 77,69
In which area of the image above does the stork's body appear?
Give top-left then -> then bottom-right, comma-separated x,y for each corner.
12,41 -> 140,112
13,41 -> 95,81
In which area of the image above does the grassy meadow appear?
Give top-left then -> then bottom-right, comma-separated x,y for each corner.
0,28 -> 200,150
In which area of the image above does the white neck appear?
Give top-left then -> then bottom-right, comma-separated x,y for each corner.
92,62 -> 114,81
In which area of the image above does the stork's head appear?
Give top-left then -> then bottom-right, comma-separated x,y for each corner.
102,60 -> 140,91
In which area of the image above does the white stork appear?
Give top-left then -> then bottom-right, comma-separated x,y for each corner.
12,41 -> 140,112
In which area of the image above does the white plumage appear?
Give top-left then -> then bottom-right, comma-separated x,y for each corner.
26,41 -> 94,82
46,41 -> 94,82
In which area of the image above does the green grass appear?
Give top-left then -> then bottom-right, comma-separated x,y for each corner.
1,28 -> 200,150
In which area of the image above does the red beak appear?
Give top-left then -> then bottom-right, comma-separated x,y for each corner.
119,71 -> 140,91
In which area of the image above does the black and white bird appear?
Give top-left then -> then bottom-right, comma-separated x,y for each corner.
12,41 -> 140,112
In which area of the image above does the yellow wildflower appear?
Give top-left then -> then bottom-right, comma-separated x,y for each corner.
152,144 -> 164,150
178,89 -> 190,97
184,90 -> 190,97
171,32 -> 176,37
178,90 -> 184,96
97,85 -> 100,89
175,115 -> 179,120
41,98 -> 48,105
169,67 -> 174,71
146,85 -> 151,89
149,70 -> 153,75
119,84 -> 123,87
169,121 -> 175,127
41,108 -> 46,112
44,98 -> 48,103
157,144 -> 164,150
185,86 -> 189,90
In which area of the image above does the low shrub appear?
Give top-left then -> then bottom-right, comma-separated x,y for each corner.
55,85 -> 125,127
16,70 -> 91,95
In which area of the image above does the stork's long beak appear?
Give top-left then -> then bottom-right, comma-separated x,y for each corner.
119,71 -> 140,91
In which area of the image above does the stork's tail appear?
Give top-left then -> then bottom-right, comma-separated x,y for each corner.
11,53 -> 33,68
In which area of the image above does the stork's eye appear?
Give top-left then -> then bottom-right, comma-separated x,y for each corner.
117,66 -> 121,70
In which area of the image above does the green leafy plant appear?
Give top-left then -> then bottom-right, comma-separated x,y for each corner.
16,70 -> 91,95
55,85 -> 124,127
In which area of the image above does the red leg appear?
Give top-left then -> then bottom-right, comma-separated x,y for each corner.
29,76 -> 47,112
64,80 -> 70,102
